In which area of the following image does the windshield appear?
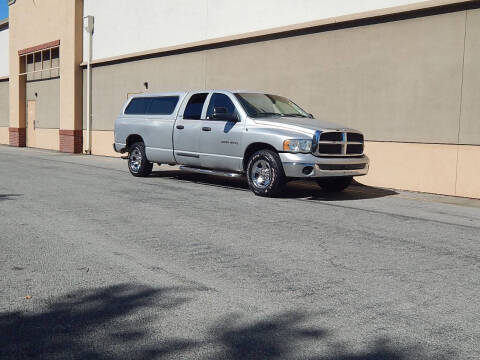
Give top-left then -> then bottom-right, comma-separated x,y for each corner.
235,93 -> 310,118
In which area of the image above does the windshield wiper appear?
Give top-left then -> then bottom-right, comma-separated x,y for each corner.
254,112 -> 281,118
282,114 -> 308,118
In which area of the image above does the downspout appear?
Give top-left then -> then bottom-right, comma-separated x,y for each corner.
83,16 -> 94,154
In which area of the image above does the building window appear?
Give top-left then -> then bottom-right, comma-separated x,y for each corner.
20,46 -> 60,81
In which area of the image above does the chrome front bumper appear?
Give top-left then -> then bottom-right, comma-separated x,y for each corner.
280,153 -> 369,178
113,142 -> 127,153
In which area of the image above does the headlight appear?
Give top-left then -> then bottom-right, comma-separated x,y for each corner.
283,139 -> 312,153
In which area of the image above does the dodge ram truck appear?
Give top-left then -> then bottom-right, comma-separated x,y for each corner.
114,90 -> 369,197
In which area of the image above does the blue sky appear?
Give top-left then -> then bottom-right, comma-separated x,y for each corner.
0,1 -> 8,20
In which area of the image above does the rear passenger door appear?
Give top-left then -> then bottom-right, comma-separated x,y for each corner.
173,92 -> 209,167
199,92 -> 244,171
143,96 -> 181,163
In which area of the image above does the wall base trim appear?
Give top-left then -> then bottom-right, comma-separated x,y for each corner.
9,127 -> 26,147
59,129 -> 83,153
359,141 -> 480,199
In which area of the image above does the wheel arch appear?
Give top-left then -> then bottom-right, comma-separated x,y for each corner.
126,134 -> 144,150
243,142 -> 278,172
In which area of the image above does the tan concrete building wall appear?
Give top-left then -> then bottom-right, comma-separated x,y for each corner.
0,127 -> 8,144
459,8 -> 480,145
85,8 -> 478,145
83,51 -> 206,130
206,10 -> 468,145
8,0 -> 83,151
26,78 -> 60,129
82,6 -> 480,198
0,80 -> 9,128
25,128 -> 60,151
362,142 -> 480,199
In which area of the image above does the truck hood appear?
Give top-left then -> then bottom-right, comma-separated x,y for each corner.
252,117 -> 356,136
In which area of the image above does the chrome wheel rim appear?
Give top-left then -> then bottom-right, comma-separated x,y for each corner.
251,159 -> 272,189
129,147 -> 142,173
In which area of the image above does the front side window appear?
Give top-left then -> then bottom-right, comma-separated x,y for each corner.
206,93 -> 238,120
183,93 -> 208,120
235,93 -> 309,119
147,96 -> 179,115
124,98 -> 151,115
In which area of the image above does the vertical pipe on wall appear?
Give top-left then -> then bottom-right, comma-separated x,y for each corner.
84,16 -> 94,154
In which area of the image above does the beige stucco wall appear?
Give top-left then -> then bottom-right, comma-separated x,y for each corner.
0,80 -> 8,127
360,142 -> 479,198
361,142 -> 457,196
455,145 -> 480,199
83,130 -> 121,157
0,126 -> 8,144
459,7 -> 480,145
85,8 -> 480,146
83,51 -> 206,130
207,10 -> 468,145
26,78 -> 60,129
26,128 -> 60,151
8,0 -> 83,131
85,9 -> 480,146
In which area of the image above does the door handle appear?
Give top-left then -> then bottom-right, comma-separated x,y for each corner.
202,127 -> 211,132
176,125 -> 184,130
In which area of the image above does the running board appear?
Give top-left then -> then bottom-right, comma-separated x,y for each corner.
179,166 -> 244,178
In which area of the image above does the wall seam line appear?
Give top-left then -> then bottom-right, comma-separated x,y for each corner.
455,8 -> 468,196
204,0 -> 209,90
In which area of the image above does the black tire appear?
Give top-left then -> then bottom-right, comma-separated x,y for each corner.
317,177 -> 353,193
128,142 -> 153,177
246,150 -> 286,197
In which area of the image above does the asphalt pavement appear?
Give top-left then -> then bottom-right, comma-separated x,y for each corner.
0,145 -> 479,359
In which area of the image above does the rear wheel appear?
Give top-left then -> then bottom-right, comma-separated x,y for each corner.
128,142 -> 153,177
246,150 -> 286,197
317,177 -> 353,193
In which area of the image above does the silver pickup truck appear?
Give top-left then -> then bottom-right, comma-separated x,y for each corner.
114,90 -> 369,197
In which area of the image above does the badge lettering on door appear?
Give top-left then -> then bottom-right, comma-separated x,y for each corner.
221,140 -> 238,145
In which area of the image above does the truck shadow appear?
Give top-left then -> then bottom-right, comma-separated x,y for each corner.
149,170 -> 397,201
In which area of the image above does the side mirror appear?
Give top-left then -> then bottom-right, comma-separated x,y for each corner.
212,107 -> 239,122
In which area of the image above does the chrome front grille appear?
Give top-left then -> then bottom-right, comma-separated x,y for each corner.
313,131 -> 364,156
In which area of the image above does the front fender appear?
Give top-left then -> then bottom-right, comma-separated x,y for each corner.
243,126 -> 314,152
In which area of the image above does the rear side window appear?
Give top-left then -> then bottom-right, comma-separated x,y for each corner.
147,96 -> 179,115
124,98 -> 151,115
183,93 -> 208,120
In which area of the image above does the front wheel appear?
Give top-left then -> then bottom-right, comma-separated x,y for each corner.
317,177 -> 353,193
128,142 -> 153,177
246,150 -> 286,197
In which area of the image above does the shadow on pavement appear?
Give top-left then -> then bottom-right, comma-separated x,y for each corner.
0,194 -> 23,202
209,311 -> 449,360
210,311 -> 327,359
149,170 -> 397,201
0,284 -> 450,359
0,284 -> 196,359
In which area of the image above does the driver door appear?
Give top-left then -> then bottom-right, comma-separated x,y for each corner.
199,92 -> 244,172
